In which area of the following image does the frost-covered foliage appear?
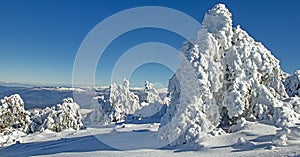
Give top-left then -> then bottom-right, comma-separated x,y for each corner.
0,130 -> 26,146
140,81 -> 163,104
285,70 -> 300,97
159,52 -> 220,146
86,80 -> 165,124
159,3 -> 294,146
101,79 -> 141,122
29,98 -> 84,132
129,81 -> 166,120
221,24 -> 287,123
0,94 -> 31,134
0,95 -> 84,146
202,3 -> 233,50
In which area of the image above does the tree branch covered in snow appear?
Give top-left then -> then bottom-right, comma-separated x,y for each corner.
285,70 -> 300,97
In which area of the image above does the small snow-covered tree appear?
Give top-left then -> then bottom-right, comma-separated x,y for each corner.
140,81 -> 162,104
30,98 -> 84,132
272,97 -> 300,127
87,96 -> 109,125
105,79 -> 141,122
0,94 -> 31,146
0,94 -> 31,134
131,81 -> 166,120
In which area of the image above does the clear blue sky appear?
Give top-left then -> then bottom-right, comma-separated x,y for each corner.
0,0 -> 299,87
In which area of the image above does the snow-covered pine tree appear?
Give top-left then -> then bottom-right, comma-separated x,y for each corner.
132,81 -> 166,120
105,79 -> 141,122
87,96 -> 109,125
29,97 -> 84,132
159,46 -> 220,146
140,81 -> 162,104
159,3 -> 298,146
159,3 -> 233,146
0,94 -> 31,134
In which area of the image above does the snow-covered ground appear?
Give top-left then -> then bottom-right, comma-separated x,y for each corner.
0,121 -> 299,157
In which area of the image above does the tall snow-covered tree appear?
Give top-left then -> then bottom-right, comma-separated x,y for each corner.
159,3 -> 295,146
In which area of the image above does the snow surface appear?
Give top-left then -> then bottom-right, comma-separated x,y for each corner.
0,121 -> 299,157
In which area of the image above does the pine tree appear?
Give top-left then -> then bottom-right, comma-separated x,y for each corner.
159,4 -> 298,146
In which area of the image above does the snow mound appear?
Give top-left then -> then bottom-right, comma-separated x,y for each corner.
285,70 -> 300,97
272,126 -> 300,146
273,97 -> 300,127
159,3 -> 295,146
236,137 -> 246,146
134,102 -> 164,118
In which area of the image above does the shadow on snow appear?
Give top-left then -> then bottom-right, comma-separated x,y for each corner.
0,134 -> 118,157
